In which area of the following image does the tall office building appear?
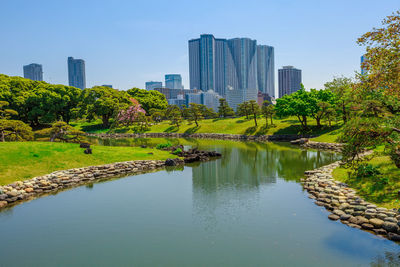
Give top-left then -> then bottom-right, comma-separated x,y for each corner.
68,57 -> 86,89
225,38 -> 258,110
257,45 -> 275,97
165,74 -> 183,89
188,34 -> 226,96
278,66 -> 302,98
145,81 -> 162,91
23,63 -> 43,81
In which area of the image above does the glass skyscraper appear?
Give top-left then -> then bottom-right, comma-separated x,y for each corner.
68,57 -> 86,90
278,66 -> 302,98
257,45 -> 275,98
165,74 -> 183,89
23,63 -> 43,81
189,34 -> 274,110
145,81 -> 162,90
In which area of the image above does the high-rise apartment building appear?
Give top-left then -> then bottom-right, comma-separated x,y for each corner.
257,45 -> 275,97
145,81 -> 162,91
23,63 -> 43,81
165,74 -> 183,89
188,34 -> 226,96
189,34 -> 273,110
68,57 -> 86,90
278,66 -> 302,98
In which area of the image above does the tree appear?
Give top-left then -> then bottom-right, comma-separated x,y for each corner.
80,86 -> 131,128
116,98 -> 146,127
275,88 -> 312,128
149,108 -> 164,123
324,76 -> 354,124
186,103 -> 204,127
0,101 -> 18,119
309,89 -> 337,127
248,100 -> 260,126
237,101 -> 250,119
261,102 -> 275,127
36,121 -> 85,142
166,105 -> 182,127
126,88 -> 168,112
218,98 -> 234,118
199,105 -> 217,119
0,119 -> 33,142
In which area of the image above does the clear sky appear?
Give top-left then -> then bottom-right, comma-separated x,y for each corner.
1,0 -> 398,93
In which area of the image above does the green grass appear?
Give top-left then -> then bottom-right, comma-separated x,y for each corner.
0,142 -> 177,185
332,155 -> 400,209
310,126 -> 342,143
72,117 -> 342,139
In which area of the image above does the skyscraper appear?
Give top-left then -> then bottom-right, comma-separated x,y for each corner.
257,45 -> 275,97
23,63 -> 43,81
68,57 -> 86,90
278,66 -> 302,98
145,81 -> 162,90
165,74 -> 183,89
225,38 -> 258,110
188,34 -> 226,96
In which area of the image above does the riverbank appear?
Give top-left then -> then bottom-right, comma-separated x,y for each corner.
302,156 -> 400,242
0,142 -> 177,185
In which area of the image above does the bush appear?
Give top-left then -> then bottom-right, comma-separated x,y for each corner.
354,163 -> 381,179
156,142 -> 172,149
172,148 -> 182,155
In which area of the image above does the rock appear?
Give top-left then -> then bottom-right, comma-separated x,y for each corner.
384,217 -> 397,223
0,201 -> 7,208
383,222 -> 399,233
361,223 -> 374,230
24,188 -> 34,193
328,214 -> 340,221
369,218 -> 384,228
7,190 -> 19,197
84,148 -> 92,154
333,209 -> 345,216
388,232 -> 400,241
340,214 -> 352,221
348,223 -> 362,229
373,228 -> 387,236
165,159 -> 177,166
79,142 -> 91,148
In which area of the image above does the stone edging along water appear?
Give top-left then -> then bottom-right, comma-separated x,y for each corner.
302,158 -> 400,242
0,160 -> 167,210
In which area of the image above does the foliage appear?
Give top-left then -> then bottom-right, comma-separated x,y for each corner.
36,121 -> 85,142
166,105 -> 182,127
0,119 -> 33,142
186,103 -> 204,127
0,101 -> 18,119
116,98 -> 146,127
248,100 -> 260,126
324,76 -> 354,123
237,101 -> 250,119
80,86 -> 131,128
126,88 -> 168,112
218,98 -> 234,118
156,142 -> 172,149
172,148 -> 182,155
261,102 -> 275,127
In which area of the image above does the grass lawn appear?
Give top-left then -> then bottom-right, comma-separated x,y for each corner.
332,155 -> 400,209
0,142 -> 176,185
71,116 -> 343,140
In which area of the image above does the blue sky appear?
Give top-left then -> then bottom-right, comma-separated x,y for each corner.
0,0 -> 398,93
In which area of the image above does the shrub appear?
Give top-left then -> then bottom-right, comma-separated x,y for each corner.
354,163 -> 381,179
156,142 -> 172,149
172,148 -> 182,155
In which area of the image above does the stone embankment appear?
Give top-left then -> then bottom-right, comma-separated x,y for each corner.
302,161 -> 400,242
0,160 -> 166,210
87,132 -> 311,142
291,138 -> 344,152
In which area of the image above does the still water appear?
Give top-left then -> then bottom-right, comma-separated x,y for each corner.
0,139 -> 399,266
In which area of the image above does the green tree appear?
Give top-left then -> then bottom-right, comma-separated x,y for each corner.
218,98 -> 234,118
126,88 -> 168,112
80,86 -> 131,128
186,103 -> 204,127
309,89 -> 337,127
237,101 -> 251,119
324,76 -> 354,124
261,102 -> 275,127
36,121 -> 85,142
248,100 -> 260,126
166,105 -> 182,127
0,119 -> 33,142
0,101 -> 18,119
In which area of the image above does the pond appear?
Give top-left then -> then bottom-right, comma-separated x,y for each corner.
0,139 -> 399,266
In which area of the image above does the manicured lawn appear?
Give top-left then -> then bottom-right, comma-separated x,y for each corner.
332,155 -> 400,209
72,116 -> 342,139
0,142 -> 176,185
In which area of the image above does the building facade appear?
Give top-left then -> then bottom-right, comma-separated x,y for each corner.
257,45 -> 275,97
165,74 -> 183,89
278,66 -> 302,98
68,57 -> 86,90
23,63 -> 43,81
145,81 -> 162,91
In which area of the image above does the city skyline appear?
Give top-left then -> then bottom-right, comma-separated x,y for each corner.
67,57 -> 86,90
0,1 -> 398,91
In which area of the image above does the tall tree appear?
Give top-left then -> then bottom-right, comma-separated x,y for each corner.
218,98 -> 234,118
126,88 -> 168,112
261,102 -> 275,127
248,100 -> 260,126
324,76 -> 354,124
186,103 -> 204,127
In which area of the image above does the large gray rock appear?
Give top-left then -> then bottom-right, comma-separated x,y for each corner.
369,218 -> 384,228
383,222 -> 399,233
